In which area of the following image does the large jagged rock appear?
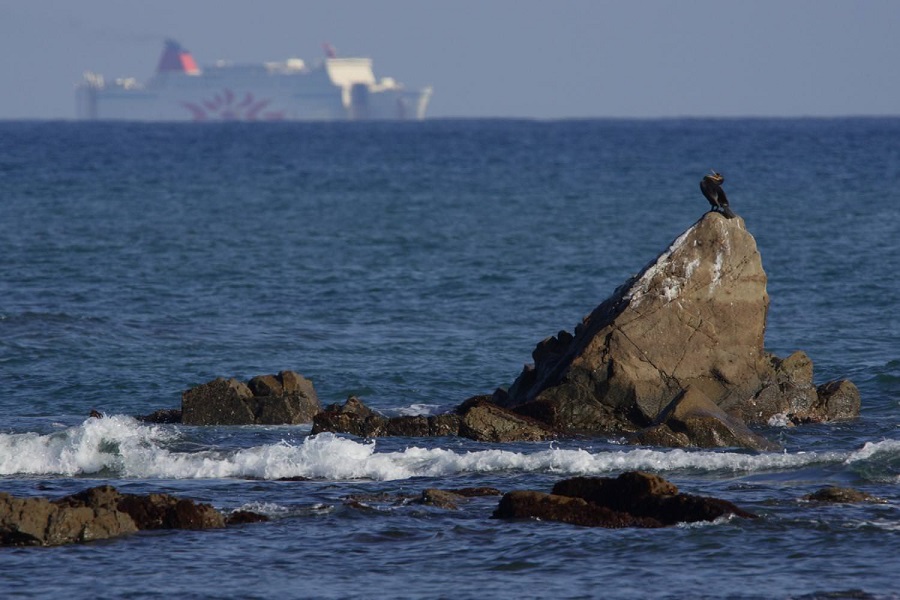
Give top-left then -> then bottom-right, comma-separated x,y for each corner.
0,486 -> 232,547
499,213 -> 858,447
493,471 -> 756,528
181,371 -> 321,426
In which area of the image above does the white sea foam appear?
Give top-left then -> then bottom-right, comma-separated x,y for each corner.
767,413 -> 793,428
232,501 -> 293,517
390,403 -> 446,417
0,415 -> 869,482
843,438 -> 900,463
0,414 -> 176,476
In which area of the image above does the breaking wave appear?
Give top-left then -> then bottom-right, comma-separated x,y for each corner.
1,415 -> 897,481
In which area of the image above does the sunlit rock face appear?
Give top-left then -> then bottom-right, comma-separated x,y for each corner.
501,211 -> 858,447
504,212 -> 771,433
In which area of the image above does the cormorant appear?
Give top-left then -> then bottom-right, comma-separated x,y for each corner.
700,171 -> 736,218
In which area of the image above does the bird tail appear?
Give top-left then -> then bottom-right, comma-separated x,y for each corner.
722,206 -> 736,219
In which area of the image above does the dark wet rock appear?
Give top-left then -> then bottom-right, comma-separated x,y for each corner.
814,380 -> 862,421
419,488 -> 465,510
0,485 -> 226,547
181,377 -> 256,425
494,491 -> 659,528
248,374 -> 284,397
552,472 -> 756,523
138,408 -> 183,424
181,371 -> 321,426
117,492 -> 225,530
330,395 -> 379,418
225,510 -> 270,525
311,396 -> 388,437
792,591 -> 879,600
492,213 -> 858,449
312,395 -> 462,439
418,486 -> 504,510
386,415 -> 431,437
447,487 -> 502,498
345,486 -> 503,512
493,471 -> 756,528
313,395 -> 549,442
802,486 -> 884,504
457,397 -> 555,442
343,491 -> 415,510
428,413 -> 461,436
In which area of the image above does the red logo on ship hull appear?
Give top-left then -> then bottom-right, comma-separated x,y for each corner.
181,89 -> 285,121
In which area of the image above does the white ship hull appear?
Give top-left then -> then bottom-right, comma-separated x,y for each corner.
76,41 -> 432,122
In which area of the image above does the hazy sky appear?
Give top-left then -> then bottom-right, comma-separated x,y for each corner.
2,0 -> 899,119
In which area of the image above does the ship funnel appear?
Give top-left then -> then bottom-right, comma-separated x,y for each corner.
157,39 -> 200,75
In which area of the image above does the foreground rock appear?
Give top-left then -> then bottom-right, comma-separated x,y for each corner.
180,370 -> 321,426
0,486 -> 236,547
311,395 -> 553,442
494,213 -> 858,448
493,471 -> 756,528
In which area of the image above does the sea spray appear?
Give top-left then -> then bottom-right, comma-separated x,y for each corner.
0,414 -> 175,476
0,415 -> 862,481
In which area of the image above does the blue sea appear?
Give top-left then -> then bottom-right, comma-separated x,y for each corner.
1,119 -> 899,599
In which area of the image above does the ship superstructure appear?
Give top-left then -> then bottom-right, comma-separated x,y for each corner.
76,40 -> 432,121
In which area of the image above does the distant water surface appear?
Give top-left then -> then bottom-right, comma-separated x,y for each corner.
1,119 -> 899,599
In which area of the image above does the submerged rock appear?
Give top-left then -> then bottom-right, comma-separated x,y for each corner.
0,485 -> 234,547
802,487 -> 885,504
180,370 -> 321,426
495,213 -> 858,448
417,486 -> 502,510
493,471 -> 756,528
344,486 -> 502,512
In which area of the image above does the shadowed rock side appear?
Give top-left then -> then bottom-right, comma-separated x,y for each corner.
493,471 -> 757,528
179,370 -> 321,426
0,486 -> 267,547
497,213 -> 858,447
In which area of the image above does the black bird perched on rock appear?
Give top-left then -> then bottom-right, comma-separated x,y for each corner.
700,171 -> 736,218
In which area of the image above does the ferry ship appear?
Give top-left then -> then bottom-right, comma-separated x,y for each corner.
76,40 -> 432,121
